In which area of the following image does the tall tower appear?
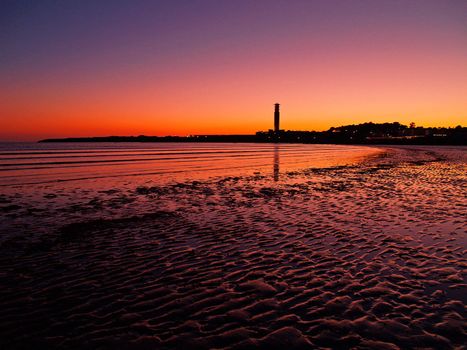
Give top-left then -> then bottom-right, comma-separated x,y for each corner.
274,103 -> 280,133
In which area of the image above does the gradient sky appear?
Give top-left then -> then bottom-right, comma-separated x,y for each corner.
1,0 -> 466,141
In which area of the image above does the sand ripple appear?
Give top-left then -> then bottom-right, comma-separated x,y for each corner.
0,146 -> 466,349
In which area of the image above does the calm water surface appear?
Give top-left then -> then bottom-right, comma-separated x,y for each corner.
0,142 -> 381,187
0,142 -> 382,238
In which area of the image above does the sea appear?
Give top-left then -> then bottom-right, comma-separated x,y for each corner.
0,141 -> 382,243
0,142 -> 380,187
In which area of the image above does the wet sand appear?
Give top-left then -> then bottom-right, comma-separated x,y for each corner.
0,146 -> 466,349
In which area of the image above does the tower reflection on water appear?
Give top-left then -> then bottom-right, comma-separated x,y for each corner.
273,145 -> 279,181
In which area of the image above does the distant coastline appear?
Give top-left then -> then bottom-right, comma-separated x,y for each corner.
39,122 -> 466,145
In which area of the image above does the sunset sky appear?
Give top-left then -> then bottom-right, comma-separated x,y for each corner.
1,0 -> 466,141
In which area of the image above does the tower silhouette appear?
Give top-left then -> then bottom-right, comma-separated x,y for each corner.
274,103 -> 280,133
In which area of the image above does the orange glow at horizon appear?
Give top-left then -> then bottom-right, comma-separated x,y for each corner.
1,1 -> 466,141
2,50 -> 466,141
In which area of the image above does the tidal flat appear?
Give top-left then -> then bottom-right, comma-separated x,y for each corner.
0,145 -> 465,349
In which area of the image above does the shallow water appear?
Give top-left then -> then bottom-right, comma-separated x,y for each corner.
0,142 -> 381,239
0,142 -> 380,186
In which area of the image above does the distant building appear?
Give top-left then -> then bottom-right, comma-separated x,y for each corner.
274,103 -> 280,133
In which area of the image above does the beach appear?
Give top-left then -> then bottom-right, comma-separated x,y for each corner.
0,144 -> 465,349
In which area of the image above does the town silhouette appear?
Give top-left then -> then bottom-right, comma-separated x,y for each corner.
40,103 -> 466,145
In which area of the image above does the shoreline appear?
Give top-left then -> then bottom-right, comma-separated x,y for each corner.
0,145 -> 466,349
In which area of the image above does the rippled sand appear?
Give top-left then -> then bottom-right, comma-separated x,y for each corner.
0,146 -> 465,349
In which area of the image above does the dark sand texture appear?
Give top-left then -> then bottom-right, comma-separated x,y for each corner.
0,146 -> 466,349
